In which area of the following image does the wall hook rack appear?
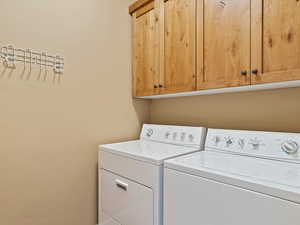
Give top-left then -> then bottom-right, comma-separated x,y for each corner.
0,44 -> 64,74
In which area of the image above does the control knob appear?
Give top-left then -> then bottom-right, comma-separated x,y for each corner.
146,128 -> 153,137
212,136 -> 221,146
188,134 -> 194,142
224,136 -> 234,147
181,132 -> 186,142
165,132 -> 171,139
249,137 -> 263,150
173,132 -> 178,140
281,141 -> 299,155
238,139 -> 245,149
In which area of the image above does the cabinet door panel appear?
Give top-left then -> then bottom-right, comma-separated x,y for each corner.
252,0 -> 300,84
198,0 -> 251,90
133,8 -> 158,97
163,0 -> 196,94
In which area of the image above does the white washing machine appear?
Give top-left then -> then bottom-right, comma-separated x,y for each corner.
164,128 -> 300,225
98,124 -> 207,225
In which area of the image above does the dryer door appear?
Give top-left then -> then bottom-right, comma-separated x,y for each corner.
100,169 -> 153,225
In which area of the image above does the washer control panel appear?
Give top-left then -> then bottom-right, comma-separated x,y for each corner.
206,129 -> 300,162
141,124 -> 207,148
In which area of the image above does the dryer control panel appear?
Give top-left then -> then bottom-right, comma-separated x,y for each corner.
141,124 -> 207,148
206,129 -> 300,163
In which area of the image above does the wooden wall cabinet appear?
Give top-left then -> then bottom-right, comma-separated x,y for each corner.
130,0 -> 300,98
130,0 -> 197,97
251,0 -> 300,85
163,0 -> 197,94
132,1 -> 159,97
197,0 -> 251,90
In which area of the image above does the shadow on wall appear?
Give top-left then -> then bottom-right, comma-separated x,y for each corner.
0,63 -> 62,85
133,98 -> 151,125
149,87 -> 300,133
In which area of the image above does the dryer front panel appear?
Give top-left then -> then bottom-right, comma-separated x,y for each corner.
100,169 -> 153,225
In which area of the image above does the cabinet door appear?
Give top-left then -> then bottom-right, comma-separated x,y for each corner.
251,0 -> 300,84
162,0 -> 197,94
198,0 -> 251,90
132,4 -> 159,97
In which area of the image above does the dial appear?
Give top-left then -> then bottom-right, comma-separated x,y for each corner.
224,136 -> 234,147
173,132 -> 178,140
165,132 -> 171,139
188,134 -> 194,142
238,139 -> 245,149
180,132 -> 186,142
146,128 -> 153,137
249,137 -> 263,150
212,136 -> 221,146
281,140 -> 299,155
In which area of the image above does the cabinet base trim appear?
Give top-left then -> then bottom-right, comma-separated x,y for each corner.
136,80 -> 300,99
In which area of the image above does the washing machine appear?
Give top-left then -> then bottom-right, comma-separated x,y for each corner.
98,124 -> 207,225
164,128 -> 300,225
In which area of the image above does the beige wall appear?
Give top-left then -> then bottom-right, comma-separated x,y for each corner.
0,1 -> 149,225
150,87 -> 300,133
1,0 -> 300,225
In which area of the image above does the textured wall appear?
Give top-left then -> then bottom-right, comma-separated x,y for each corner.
150,87 -> 300,133
0,0 -> 149,225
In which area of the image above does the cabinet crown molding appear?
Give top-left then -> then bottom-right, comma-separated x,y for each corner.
129,0 -> 155,15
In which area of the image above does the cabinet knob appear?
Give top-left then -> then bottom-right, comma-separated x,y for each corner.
154,85 -> 158,89
252,69 -> 258,75
241,71 -> 248,76
159,84 -> 163,88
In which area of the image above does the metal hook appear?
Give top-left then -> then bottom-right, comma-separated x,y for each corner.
26,49 -> 32,80
7,45 -> 16,69
37,52 -> 42,81
42,52 -> 47,81
53,55 -> 58,83
0,47 -> 6,66
2,46 -> 9,68
22,49 -> 26,69
219,0 -> 226,8
18,48 -> 26,79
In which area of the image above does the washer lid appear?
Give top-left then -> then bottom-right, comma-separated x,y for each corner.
165,151 -> 300,203
100,140 -> 200,165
